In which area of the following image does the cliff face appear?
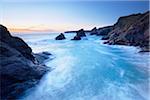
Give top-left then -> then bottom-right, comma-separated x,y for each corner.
99,11 -> 149,52
0,25 -> 50,99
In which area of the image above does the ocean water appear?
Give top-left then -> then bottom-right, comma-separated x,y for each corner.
13,33 -> 150,100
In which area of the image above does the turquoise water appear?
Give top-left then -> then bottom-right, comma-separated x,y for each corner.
14,33 -> 150,100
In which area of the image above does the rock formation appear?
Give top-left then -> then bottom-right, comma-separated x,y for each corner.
90,27 -> 97,35
71,35 -> 81,40
55,33 -> 66,40
71,29 -> 86,40
97,26 -> 113,36
90,26 -> 113,36
76,29 -> 86,37
99,11 -> 149,52
0,25 -> 51,99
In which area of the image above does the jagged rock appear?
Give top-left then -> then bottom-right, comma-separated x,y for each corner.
101,11 -> 149,52
0,24 -> 50,99
71,29 -> 86,40
71,36 -> 81,40
55,33 -> 66,40
97,26 -> 113,36
90,27 -> 97,35
76,29 -> 86,37
0,25 -> 35,61
101,35 -> 109,40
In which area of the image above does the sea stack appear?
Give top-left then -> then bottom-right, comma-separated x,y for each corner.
55,33 -> 66,40
76,29 -> 86,37
71,29 -> 86,40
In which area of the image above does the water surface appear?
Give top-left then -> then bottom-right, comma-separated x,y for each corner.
15,33 -> 149,100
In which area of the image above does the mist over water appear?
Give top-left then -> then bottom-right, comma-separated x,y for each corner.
16,33 -> 149,100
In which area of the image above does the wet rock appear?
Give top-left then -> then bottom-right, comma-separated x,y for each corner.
76,29 -> 86,37
90,27 -> 97,35
71,29 -> 86,40
55,33 -> 66,40
71,36 -> 81,40
0,25 -> 35,61
34,52 -> 52,64
0,24 -> 51,99
97,26 -> 113,36
100,11 -> 149,52
101,35 -> 109,40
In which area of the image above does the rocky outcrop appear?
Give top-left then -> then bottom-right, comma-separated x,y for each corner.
55,33 -> 66,40
76,29 -> 86,37
71,29 -> 86,40
0,25 -> 51,99
97,26 -> 113,36
65,30 -> 90,33
71,36 -> 81,40
90,27 -> 97,35
90,26 -> 113,36
101,11 -> 150,52
0,25 -> 35,62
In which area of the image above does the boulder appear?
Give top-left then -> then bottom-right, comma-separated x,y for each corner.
55,33 -> 66,40
71,29 -> 86,40
71,36 -> 81,40
76,29 -> 86,37
0,24 -> 50,99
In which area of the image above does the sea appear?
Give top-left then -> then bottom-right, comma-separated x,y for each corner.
12,32 -> 150,100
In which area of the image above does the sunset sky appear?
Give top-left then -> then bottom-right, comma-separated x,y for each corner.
0,0 -> 149,33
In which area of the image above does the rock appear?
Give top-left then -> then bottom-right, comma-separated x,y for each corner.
103,41 -> 109,44
71,29 -> 86,40
71,36 -> 81,40
0,24 -> 50,99
42,51 -> 52,56
97,26 -> 113,36
0,25 -> 35,61
101,35 -> 109,40
55,33 -> 66,40
34,52 -> 53,64
90,27 -> 97,35
100,11 -> 149,52
76,29 -> 86,37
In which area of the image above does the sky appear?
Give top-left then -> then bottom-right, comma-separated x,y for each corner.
0,0 -> 149,33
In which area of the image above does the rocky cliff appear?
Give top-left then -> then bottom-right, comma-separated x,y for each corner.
0,25 -> 50,99
95,11 -> 149,52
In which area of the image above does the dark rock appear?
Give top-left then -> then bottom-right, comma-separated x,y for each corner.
71,29 -> 86,40
97,26 -> 113,36
0,25 -> 35,61
65,30 -> 91,33
103,41 -> 109,44
42,51 -> 52,56
76,29 -> 86,37
101,11 -> 149,52
71,36 -> 81,40
90,27 -> 97,35
101,35 -> 109,40
34,52 -> 53,64
0,24 -> 50,99
55,33 -> 66,40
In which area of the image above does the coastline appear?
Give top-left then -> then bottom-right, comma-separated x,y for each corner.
0,25 -> 53,99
